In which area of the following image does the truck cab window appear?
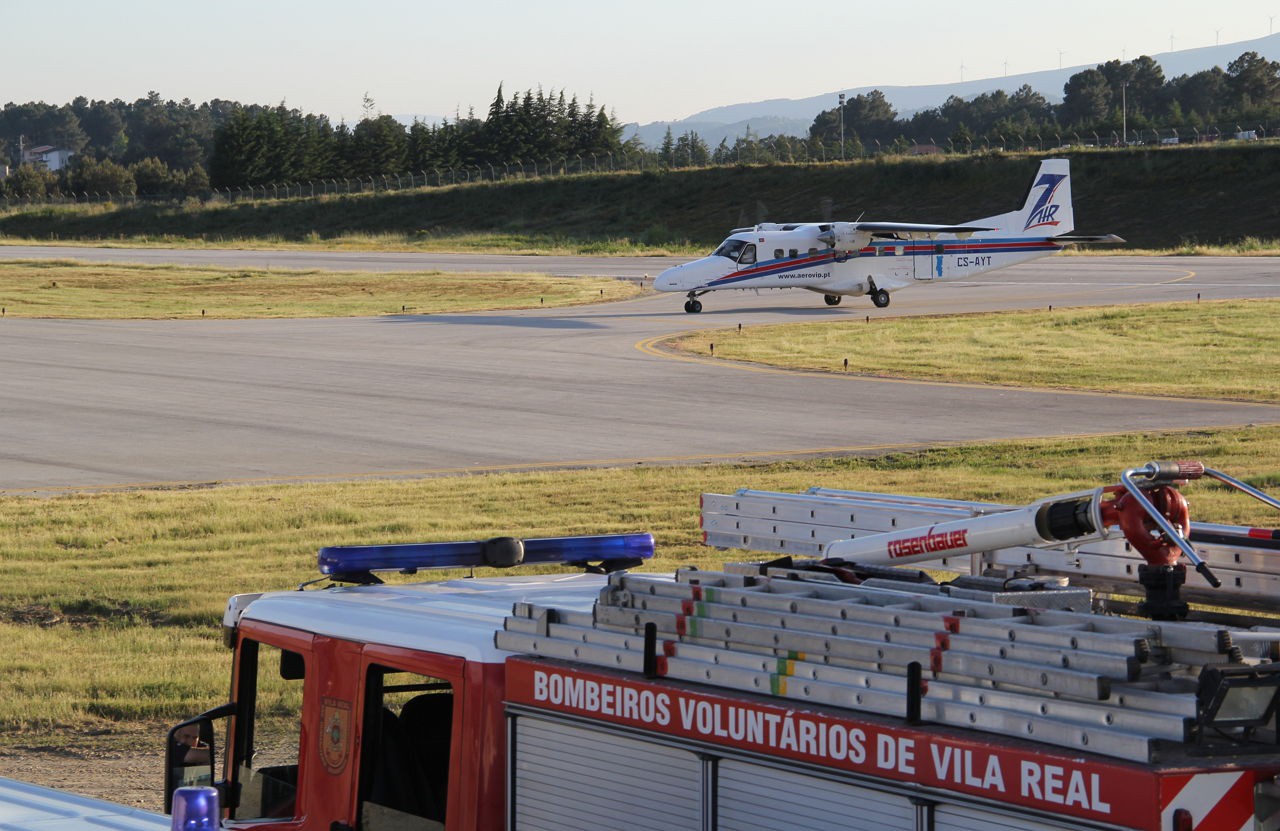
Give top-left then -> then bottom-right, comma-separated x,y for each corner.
359,666 -> 455,831
231,641 -> 305,821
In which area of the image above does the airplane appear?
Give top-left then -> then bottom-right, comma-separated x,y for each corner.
652,158 -> 1122,313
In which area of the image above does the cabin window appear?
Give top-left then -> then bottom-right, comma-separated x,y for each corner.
230,641 -> 306,821
737,244 -> 757,266
935,243 -> 945,255
358,666 -> 455,830
712,239 -> 748,260
789,249 -> 798,258
774,249 -> 784,260
807,248 -> 818,256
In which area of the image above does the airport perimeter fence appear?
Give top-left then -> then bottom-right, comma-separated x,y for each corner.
0,124 -> 1271,210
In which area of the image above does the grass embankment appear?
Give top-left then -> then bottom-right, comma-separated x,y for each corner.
2,426 -> 1280,737
671,299 -> 1280,402
3,232 -> 1277,258
0,230 -> 705,257
0,259 -> 641,318
2,144 -> 1280,250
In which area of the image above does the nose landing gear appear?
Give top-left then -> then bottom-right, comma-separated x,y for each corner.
683,291 -> 705,313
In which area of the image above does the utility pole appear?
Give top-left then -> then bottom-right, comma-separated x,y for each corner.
1122,82 -> 1128,146
838,93 -> 845,161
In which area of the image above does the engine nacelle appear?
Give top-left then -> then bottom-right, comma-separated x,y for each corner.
816,222 -> 871,251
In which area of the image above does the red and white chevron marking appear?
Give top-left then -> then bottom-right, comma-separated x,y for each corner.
1161,771 -> 1263,831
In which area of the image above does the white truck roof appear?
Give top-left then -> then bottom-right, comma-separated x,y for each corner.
0,777 -> 167,830
235,572 -> 649,662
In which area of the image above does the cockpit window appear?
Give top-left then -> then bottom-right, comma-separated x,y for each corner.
713,239 -> 748,260
737,244 -> 757,266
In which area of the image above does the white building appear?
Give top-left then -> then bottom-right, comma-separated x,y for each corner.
21,145 -> 75,171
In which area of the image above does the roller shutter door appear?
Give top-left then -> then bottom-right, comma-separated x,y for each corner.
934,803 -> 1087,831
716,759 -> 915,831
512,716 -> 703,831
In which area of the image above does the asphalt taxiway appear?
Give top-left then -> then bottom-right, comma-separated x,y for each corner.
1,251 -> 1278,492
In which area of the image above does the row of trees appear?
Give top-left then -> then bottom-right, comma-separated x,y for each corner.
0,86 -> 629,195
3,51 -> 1278,199
807,51 -> 1280,151
2,156 -> 210,200
206,87 -> 628,187
0,92 -> 235,171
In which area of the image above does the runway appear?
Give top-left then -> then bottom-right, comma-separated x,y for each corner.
1,250 -> 1278,492
0,244 -> 686,278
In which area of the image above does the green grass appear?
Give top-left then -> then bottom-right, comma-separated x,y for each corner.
3,425 -> 1280,734
0,230 -> 704,257
669,299 -> 1280,402
3,145 -> 1280,250
4,232 -> 1276,258
0,259 -> 642,318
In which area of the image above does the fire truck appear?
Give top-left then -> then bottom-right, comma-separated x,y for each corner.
6,461 -> 1280,831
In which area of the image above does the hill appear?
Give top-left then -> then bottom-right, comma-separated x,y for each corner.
624,33 -> 1280,147
1,145 -> 1276,250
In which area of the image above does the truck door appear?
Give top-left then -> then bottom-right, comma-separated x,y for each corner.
353,653 -> 466,831
227,636 -> 310,824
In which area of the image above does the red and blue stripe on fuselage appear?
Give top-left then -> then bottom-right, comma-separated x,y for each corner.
702,237 -> 1063,290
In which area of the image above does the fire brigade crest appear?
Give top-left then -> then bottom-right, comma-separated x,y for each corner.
320,697 -> 352,775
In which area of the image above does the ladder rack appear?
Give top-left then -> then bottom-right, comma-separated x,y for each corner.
496,568 -> 1267,764
700,488 -> 1280,616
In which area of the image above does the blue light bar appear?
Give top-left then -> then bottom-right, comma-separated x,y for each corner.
170,786 -> 219,830
318,533 -> 655,577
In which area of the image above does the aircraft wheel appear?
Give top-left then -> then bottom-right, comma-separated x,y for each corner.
690,299 -> 703,313
823,294 -> 842,306
683,300 -> 693,313
871,289 -> 891,308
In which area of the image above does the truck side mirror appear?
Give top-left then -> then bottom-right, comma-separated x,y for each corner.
165,703 -> 236,814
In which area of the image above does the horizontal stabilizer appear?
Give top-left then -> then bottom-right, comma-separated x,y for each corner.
1053,234 -> 1126,245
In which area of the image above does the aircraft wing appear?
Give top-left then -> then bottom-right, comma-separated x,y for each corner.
853,222 -> 995,236
1052,234 -> 1126,244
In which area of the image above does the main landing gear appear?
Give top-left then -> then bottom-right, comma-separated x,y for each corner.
823,294 -> 842,306
683,291 -> 705,314
865,279 -> 891,308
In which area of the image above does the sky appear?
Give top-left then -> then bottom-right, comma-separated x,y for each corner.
3,0 -> 1277,125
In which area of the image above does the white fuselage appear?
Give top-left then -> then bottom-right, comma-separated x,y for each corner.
652,159 -> 1110,312
654,225 -> 1062,299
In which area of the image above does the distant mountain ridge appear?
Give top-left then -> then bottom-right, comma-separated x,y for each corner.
623,33 -> 1280,149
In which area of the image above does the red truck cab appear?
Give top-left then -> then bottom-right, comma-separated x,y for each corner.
176,571 -> 612,831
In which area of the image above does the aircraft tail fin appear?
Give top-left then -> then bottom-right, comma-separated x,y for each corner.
973,158 -> 1075,237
